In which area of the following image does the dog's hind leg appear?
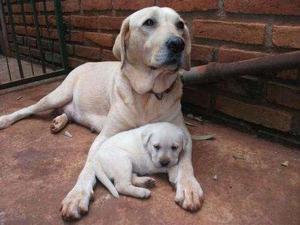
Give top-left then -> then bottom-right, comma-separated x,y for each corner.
0,75 -> 76,130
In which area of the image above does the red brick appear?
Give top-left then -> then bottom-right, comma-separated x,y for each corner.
159,0 -> 218,12
84,32 -> 115,48
218,75 -> 264,100
15,25 -> 26,35
98,16 -> 124,30
193,20 -> 265,45
218,47 -> 268,63
191,44 -> 214,63
69,32 -> 84,42
215,95 -> 294,132
113,0 -> 154,10
267,82 -> 300,110
81,0 -> 112,10
11,3 -> 31,13
276,69 -> 299,81
70,15 -> 98,30
182,86 -> 212,109
272,25 -> 300,49
224,0 -> 300,16
15,26 -> 36,36
36,1 -> 54,12
101,49 -> 117,61
68,57 -> 86,68
41,28 -> 58,39
62,0 -> 80,13
74,45 -> 101,60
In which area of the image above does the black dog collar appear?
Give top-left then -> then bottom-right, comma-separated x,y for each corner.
149,79 -> 177,100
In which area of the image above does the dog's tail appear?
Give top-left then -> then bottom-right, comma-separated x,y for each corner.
94,164 -> 119,198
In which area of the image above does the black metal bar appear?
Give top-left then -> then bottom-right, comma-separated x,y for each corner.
20,0 -> 35,76
6,0 -> 24,78
0,69 -> 66,90
42,0 -> 54,67
4,55 -> 12,81
0,0 -> 9,55
54,0 -> 68,71
30,0 -> 46,73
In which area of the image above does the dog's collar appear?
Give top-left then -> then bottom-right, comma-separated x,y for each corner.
149,79 -> 177,100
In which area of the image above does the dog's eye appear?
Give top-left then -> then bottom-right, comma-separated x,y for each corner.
171,145 -> 178,151
143,19 -> 155,26
153,144 -> 160,150
176,21 -> 184,30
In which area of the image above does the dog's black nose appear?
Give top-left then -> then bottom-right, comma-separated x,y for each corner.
160,159 -> 170,167
166,36 -> 185,53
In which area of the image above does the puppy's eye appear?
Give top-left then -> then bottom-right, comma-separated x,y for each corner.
171,145 -> 178,151
176,21 -> 184,30
143,19 -> 155,26
153,144 -> 160,151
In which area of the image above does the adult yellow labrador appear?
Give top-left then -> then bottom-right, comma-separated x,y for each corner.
0,6 -> 204,219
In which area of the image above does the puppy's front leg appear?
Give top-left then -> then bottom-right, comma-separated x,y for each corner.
171,113 -> 204,212
60,110 -> 130,220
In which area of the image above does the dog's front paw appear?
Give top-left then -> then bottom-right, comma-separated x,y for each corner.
60,187 -> 93,220
0,115 -> 12,130
175,176 -> 204,212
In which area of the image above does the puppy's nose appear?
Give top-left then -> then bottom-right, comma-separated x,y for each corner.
166,36 -> 185,53
160,159 -> 170,167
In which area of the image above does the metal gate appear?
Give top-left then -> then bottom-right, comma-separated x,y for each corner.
0,0 -> 68,89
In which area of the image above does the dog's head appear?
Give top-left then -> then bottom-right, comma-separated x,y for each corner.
113,7 -> 191,94
141,123 -> 188,168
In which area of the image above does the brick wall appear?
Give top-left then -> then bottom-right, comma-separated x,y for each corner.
3,0 -> 300,137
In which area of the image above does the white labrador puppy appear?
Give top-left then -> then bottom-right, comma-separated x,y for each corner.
93,122 -> 187,199
0,6 -> 203,219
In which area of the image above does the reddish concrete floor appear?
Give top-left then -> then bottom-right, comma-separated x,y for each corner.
0,81 -> 299,225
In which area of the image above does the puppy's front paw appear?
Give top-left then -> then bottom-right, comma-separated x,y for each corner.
140,189 -> 151,198
60,187 -> 93,221
144,177 -> 156,188
132,175 -> 156,188
175,176 -> 204,212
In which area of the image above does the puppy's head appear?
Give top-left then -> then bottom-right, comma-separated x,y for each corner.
113,7 -> 191,94
141,123 -> 188,168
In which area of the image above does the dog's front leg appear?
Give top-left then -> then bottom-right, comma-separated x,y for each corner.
60,109 -> 130,220
171,113 -> 204,212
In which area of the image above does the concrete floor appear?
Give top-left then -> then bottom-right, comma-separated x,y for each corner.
0,81 -> 299,225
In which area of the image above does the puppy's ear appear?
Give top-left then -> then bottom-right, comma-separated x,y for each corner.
113,17 -> 130,68
181,131 -> 189,151
182,24 -> 191,71
141,128 -> 152,149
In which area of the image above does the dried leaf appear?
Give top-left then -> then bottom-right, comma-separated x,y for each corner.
192,134 -> 215,141
64,131 -> 73,138
233,154 -> 245,160
185,121 -> 197,127
194,116 -> 203,122
16,96 -> 23,100
213,175 -> 218,181
281,161 -> 289,167
186,113 -> 194,119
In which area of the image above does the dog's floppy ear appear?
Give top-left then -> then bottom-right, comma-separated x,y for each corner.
181,130 -> 189,151
182,24 -> 191,71
141,127 -> 153,149
113,17 -> 130,68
